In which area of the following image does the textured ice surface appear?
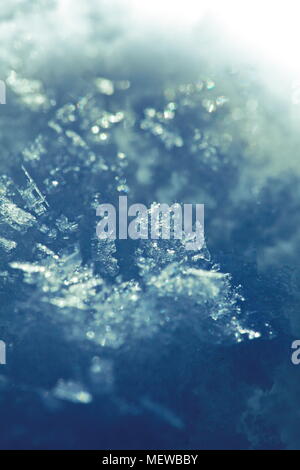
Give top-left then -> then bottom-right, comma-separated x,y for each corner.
0,0 -> 299,451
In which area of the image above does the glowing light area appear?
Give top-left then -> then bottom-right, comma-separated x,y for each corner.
128,0 -> 207,27
212,0 -> 300,71
56,0 -> 300,72
127,0 -> 300,71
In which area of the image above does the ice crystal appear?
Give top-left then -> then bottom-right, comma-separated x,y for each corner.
53,380 -> 92,404
1,68 -> 261,408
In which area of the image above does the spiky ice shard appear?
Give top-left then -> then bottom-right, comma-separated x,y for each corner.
10,241 -> 253,350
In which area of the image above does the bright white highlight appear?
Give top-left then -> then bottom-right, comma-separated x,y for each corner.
213,0 -> 300,71
127,0 -> 300,71
128,0 -> 207,26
